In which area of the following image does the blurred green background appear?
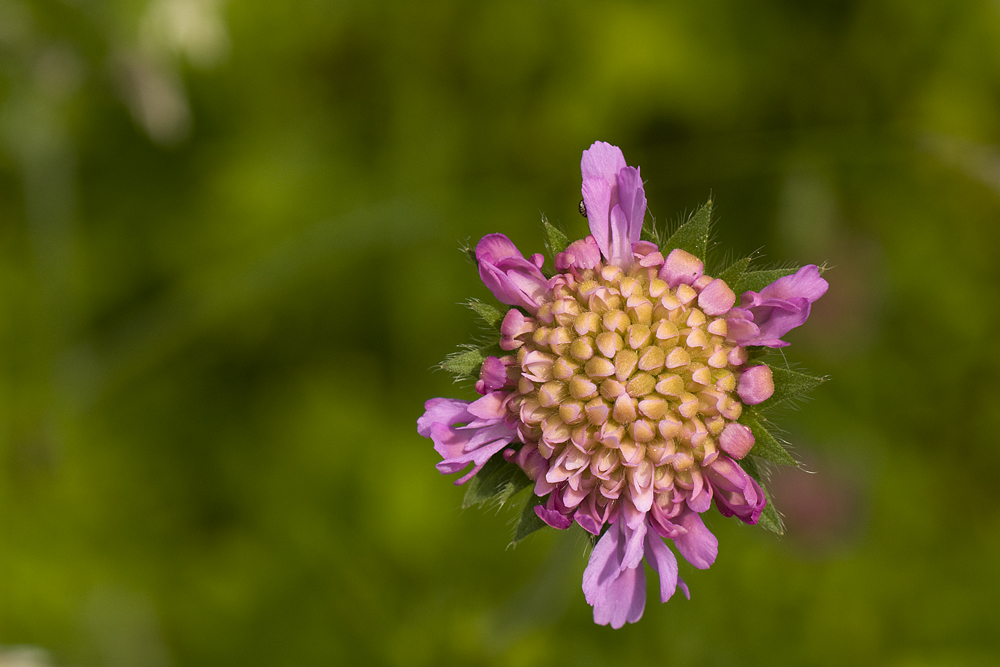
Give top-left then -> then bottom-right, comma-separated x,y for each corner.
2,0 -> 1000,665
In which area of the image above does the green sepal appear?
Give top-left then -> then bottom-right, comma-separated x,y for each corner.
511,493 -> 548,544
466,299 -> 505,330
462,453 -> 532,509
738,456 -> 785,535
542,216 -> 570,256
759,364 -> 827,411
733,267 -> 798,294
717,257 -> 751,290
440,343 -> 504,381
664,200 -> 712,260
738,412 -> 797,467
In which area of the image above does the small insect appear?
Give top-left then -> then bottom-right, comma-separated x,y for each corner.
578,199 -> 587,217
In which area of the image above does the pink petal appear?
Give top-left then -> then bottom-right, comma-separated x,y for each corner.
643,531 -> 679,603
582,177 -> 613,262
592,564 -> 646,629
555,235 -> 602,270
737,365 -> 774,405
616,166 -> 646,246
759,265 -> 829,303
581,141 -> 628,181
671,510 -> 718,570
697,279 -> 737,316
719,422 -> 755,459
582,521 -> 623,605
659,249 -> 704,288
416,398 -> 471,437
475,233 -> 521,262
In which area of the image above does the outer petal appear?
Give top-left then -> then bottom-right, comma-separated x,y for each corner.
475,233 -> 521,263
759,264 -> 829,303
581,141 -> 627,182
671,509 -> 718,569
734,265 -> 828,347
582,521 -> 623,606
592,564 -> 646,629
417,398 -> 472,438
704,456 -> 766,524
475,234 -> 549,312
616,166 -> 646,246
581,142 -> 644,269
643,531 -> 679,603
535,503 -> 573,530
582,177 -> 614,262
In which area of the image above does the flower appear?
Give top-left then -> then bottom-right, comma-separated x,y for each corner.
418,141 -> 828,627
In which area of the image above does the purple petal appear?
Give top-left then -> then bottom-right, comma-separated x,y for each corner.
643,531 -> 679,603
733,266 -> 827,347
672,510 -> 718,569
535,503 -> 573,530
581,141 -> 627,181
416,398 -> 471,437
759,265 -> 828,303
433,424 -> 516,483
475,234 -> 549,312
616,166 -> 646,246
592,564 -> 646,629
582,177 -> 613,262
737,365 -> 774,405
582,522 -> 623,606
467,391 -> 509,420
620,517 -> 647,571
749,298 -> 811,344
705,456 -> 766,524
726,315 -> 761,345
475,356 -> 508,395
475,233 -> 521,263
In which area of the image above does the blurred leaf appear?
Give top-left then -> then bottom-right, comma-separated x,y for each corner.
664,200 -> 712,260
739,412 -> 797,467
512,493 -> 547,545
542,215 -> 570,256
466,299 -> 505,329
441,343 -> 503,381
760,364 -> 827,410
718,257 -> 751,289
733,268 -> 798,294
463,454 -> 532,509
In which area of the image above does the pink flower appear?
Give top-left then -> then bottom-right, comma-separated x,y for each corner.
727,265 -> 829,347
580,142 -> 647,270
476,234 -> 550,314
417,392 -> 518,484
418,142 -> 827,627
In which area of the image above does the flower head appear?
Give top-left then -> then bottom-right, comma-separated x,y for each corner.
419,141 -> 828,627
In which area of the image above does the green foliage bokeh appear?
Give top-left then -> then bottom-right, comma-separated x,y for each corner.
2,1 -> 1000,665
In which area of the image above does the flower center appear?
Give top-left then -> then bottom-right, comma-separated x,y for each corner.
508,261 -> 747,502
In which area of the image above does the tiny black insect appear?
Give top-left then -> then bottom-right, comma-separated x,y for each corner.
578,199 -> 587,217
